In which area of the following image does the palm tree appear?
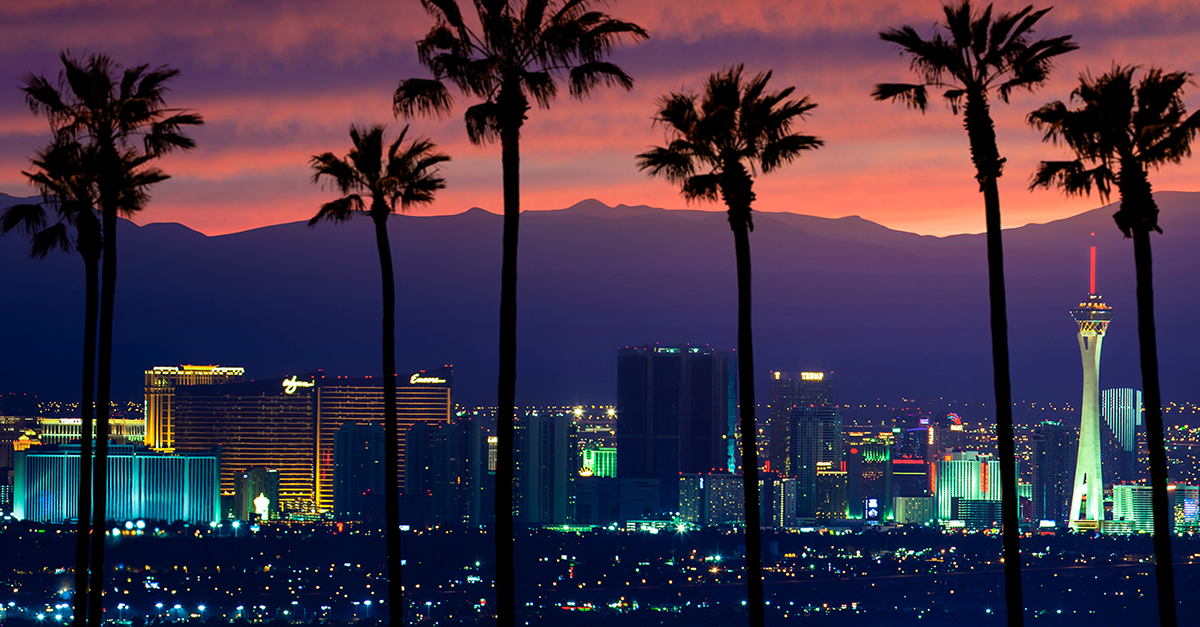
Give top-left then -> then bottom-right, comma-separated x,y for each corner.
1,139 -> 102,627
1029,65 -> 1199,627
637,65 -> 822,627
309,123 -> 448,627
22,52 -> 201,626
872,4 -> 1075,624
393,2 -> 646,622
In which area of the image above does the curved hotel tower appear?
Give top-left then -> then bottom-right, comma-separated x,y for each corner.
1068,241 -> 1112,530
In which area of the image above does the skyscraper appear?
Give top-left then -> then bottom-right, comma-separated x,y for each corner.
333,422 -> 385,524
1101,388 -> 1143,485
144,365 -> 244,451
617,345 -> 736,514
768,371 -> 833,475
1030,420 -> 1074,523
935,450 -> 1003,522
1068,242 -> 1112,530
515,411 -> 577,525
791,405 -> 842,520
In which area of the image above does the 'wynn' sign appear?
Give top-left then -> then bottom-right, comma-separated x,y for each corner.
283,376 -> 315,394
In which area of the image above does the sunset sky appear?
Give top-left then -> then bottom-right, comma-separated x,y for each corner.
2,0 -> 1198,237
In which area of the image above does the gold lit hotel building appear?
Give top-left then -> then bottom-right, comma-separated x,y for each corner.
165,367 -> 452,512
145,365 -> 245,451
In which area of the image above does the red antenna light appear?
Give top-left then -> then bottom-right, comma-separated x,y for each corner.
1090,232 -> 1096,295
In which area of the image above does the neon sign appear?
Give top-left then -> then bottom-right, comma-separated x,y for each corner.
282,376 -> 314,394
800,372 -> 824,381
409,374 -> 447,384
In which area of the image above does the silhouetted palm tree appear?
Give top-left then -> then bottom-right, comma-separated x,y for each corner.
872,4 -> 1075,624
309,123 -> 448,627
394,2 -> 646,622
637,65 -> 822,627
1,139 -> 101,627
22,52 -> 201,626
1029,65 -> 1199,627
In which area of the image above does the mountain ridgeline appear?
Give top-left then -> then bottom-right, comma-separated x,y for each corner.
2,192 -> 1198,418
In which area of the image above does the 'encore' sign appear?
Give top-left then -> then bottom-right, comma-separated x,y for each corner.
282,376 -> 315,394
410,374 -> 447,384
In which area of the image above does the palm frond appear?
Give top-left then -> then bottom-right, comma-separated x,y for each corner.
568,61 -> 634,98
871,83 -> 930,112
0,203 -> 50,236
308,195 -> 364,226
29,222 -> 73,259
395,78 -> 456,119
464,101 -> 501,144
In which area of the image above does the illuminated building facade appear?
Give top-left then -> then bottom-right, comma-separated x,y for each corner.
36,417 -> 144,445
767,371 -> 832,474
893,496 -> 934,525
815,462 -> 847,521
14,444 -> 219,523
1102,388 -> 1143,485
847,439 -> 891,520
935,451 -> 1004,522
1112,484 -> 1155,533
174,374 -> 318,506
791,406 -> 842,519
704,473 -> 743,525
771,476 -> 797,528
679,473 -> 703,524
144,365 -> 244,451
617,345 -> 736,514
581,446 -> 617,478
1069,243 -> 1112,531
314,369 -> 452,510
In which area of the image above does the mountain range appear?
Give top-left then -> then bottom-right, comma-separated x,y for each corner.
2,191 -> 1198,421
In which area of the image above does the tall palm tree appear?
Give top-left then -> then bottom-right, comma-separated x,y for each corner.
872,4 -> 1075,624
22,52 -> 201,626
309,123 -> 448,627
1,139 -> 102,627
1029,65 -> 1199,627
637,65 -> 822,627
393,2 -> 646,622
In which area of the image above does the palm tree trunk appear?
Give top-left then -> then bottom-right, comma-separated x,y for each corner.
88,202 -> 116,627
963,92 -> 1023,627
1132,226 -> 1177,627
374,211 -> 404,627
73,251 -> 98,627
982,178 -> 1024,627
495,122 -> 520,627
731,221 -> 764,627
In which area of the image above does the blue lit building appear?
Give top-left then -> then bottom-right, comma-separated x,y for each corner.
14,444 -> 219,524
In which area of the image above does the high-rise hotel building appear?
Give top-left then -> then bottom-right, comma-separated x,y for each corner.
145,365 -> 244,451
170,368 -> 452,510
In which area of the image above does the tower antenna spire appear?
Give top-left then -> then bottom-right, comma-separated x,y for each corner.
1090,232 -> 1096,295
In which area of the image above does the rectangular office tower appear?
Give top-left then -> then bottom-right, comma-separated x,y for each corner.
333,422 -> 385,524
617,345 -> 736,515
514,411 -> 577,526
791,406 -> 842,520
144,365 -> 244,451
14,444 -> 219,523
768,371 -> 833,475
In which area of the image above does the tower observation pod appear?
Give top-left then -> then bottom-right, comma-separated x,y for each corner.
1068,237 -> 1111,530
